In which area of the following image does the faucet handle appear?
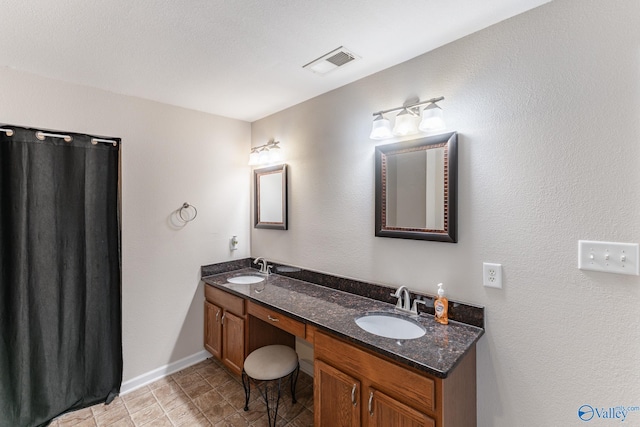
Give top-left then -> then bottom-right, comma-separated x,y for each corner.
391,285 -> 406,297
411,298 -> 428,314
391,286 -> 405,310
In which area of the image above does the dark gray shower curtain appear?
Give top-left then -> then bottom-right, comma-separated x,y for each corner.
0,126 -> 122,427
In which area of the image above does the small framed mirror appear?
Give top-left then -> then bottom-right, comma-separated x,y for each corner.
254,164 -> 288,230
375,132 -> 457,242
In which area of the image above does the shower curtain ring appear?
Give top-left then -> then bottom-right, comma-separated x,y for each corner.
178,202 -> 198,222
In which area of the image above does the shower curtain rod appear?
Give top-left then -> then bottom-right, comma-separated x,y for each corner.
91,138 -> 118,146
36,131 -> 73,142
0,127 -> 119,146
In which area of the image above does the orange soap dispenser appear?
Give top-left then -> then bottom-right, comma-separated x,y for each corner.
434,283 -> 449,325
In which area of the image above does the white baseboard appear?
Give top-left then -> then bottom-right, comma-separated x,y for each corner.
121,348 -> 313,395
120,350 -> 211,395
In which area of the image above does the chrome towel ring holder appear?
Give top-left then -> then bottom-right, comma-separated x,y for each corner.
178,202 -> 198,222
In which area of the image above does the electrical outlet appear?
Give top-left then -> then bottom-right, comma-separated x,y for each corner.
483,262 -> 502,288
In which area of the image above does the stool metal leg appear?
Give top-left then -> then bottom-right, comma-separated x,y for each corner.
243,373 -> 285,426
241,369 -> 251,411
243,361 -> 299,427
290,362 -> 300,404
253,377 -> 282,427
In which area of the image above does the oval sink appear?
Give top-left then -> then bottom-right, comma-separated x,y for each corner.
227,275 -> 265,285
355,312 -> 426,340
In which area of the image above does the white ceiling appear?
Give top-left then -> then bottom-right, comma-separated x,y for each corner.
1,0 -> 550,122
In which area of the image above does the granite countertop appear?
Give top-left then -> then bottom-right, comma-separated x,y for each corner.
202,268 -> 484,379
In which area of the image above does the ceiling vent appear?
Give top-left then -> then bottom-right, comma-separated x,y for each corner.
303,46 -> 360,75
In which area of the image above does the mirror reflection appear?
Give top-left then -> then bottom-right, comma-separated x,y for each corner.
254,164 -> 288,230
385,147 -> 445,230
375,132 -> 457,242
259,173 -> 283,223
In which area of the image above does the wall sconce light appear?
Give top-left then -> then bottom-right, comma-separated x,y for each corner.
248,140 -> 283,166
419,102 -> 445,132
393,108 -> 418,136
370,114 -> 392,139
369,96 -> 445,140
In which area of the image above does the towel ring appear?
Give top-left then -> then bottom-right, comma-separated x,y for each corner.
178,202 -> 198,222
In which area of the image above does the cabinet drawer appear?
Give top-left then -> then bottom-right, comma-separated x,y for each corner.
315,331 -> 436,414
247,301 -> 305,338
205,286 -> 245,316
369,387 -> 436,427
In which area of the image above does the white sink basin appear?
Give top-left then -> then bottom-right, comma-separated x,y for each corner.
227,275 -> 265,285
355,312 -> 426,340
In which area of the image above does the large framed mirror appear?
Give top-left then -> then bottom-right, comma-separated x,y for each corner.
254,164 -> 288,230
375,132 -> 457,242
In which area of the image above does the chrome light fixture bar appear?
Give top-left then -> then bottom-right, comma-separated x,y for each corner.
370,96 -> 445,140
248,140 -> 283,166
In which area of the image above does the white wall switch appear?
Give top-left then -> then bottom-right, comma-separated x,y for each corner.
578,240 -> 639,276
483,262 -> 503,288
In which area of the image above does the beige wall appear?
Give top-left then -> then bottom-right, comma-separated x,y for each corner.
0,67 -> 251,381
251,0 -> 640,425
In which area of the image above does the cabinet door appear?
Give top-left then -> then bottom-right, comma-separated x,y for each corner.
204,301 -> 222,359
314,359 -> 361,427
367,388 -> 435,427
222,310 -> 245,375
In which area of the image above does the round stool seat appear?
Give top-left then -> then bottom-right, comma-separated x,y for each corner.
244,345 -> 298,381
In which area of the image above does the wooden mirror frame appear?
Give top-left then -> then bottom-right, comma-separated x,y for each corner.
375,132 -> 457,242
254,164 -> 288,230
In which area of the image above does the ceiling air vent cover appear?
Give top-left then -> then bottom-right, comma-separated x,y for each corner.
303,46 -> 360,75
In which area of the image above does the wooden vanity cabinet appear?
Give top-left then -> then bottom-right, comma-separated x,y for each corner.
204,301 -> 222,358
368,388 -> 435,427
204,286 -> 246,375
315,359 -> 361,426
314,330 -> 476,427
204,285 -> 298,376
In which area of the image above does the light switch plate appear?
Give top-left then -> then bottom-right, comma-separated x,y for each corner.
578,240 -> 639,276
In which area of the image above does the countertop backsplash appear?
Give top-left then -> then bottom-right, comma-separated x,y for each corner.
201,258 -> 484,330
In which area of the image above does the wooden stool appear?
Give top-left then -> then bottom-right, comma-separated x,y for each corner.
242,345 -> 299,427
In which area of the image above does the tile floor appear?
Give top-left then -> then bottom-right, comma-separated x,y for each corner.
51,358 -> 314,427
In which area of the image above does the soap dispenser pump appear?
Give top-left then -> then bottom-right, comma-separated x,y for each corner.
434,283 -> 449,325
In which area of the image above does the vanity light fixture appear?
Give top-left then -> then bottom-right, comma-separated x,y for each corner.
393,108 -> 418,136
248,140 -> 282,166
419,102 -> 445,132
370,114 -> 393,139
369,96 -> 445,140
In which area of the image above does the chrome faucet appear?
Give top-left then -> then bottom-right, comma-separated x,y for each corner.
391,286 -> 412,313
253,257 -> 272,275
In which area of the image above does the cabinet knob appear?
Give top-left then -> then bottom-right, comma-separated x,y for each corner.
368,391 -> 374,416
221,313 -> 226,325
267,315 -> 279,322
